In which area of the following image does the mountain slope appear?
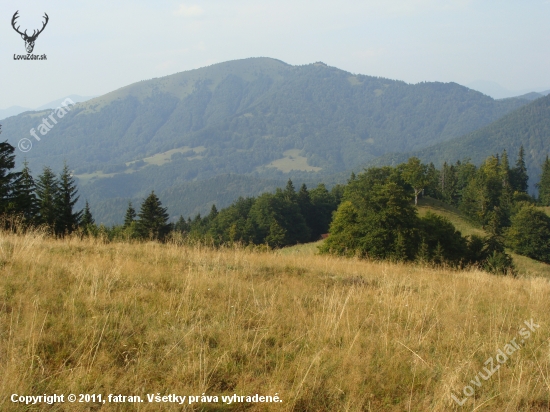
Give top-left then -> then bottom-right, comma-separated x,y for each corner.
371,94 -> 550,191
0,57 -> 531,223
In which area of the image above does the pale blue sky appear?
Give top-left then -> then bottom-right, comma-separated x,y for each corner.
1,0 -> 550,108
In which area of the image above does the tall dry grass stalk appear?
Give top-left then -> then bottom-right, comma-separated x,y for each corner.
0,230 -> 549,411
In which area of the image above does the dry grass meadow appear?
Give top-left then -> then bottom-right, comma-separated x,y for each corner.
1,228 -> 550,411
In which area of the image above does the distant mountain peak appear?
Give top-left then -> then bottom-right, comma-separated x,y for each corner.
0,57 -> 534,224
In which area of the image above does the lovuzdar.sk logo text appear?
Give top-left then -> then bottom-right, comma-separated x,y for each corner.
11,11 -> 49,60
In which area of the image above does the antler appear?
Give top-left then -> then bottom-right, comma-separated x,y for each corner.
12,11 -> 49,40
11,11 -> 27,37
29,13 -> 49,40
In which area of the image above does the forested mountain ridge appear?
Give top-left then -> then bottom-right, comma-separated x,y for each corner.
371,93 -> 550,192
0,57 -> 531,223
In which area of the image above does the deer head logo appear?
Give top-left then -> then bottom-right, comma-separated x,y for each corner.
11,11 -> 49,54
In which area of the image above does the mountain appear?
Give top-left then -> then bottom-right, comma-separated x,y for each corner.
466,80 -> 550,99
370,94 -> 550,193
0,57 -> 532,224
0,106 -> 30,121
500,91 -> 550,102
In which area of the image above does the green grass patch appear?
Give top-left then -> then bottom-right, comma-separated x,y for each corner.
417,197 -> 485,237
261,149 -> 322,173
278,240 -> 324,256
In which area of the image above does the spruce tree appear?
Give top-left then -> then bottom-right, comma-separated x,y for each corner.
283,179 -> 297,202
35,166 -> 59,229
511,146 -> 529,193
174,215 -> 190,233
0,129 -> 20,214
537,155 -> 550,206
81,200 -> 94,226
440,162 -> 459,205
498,150 -> 513,227
14,160 -> 38,223
416,239 -> 430,263
56,163 -> 81,235
297,184 -> 314,240
123,202 -> 136,228
499,150 -> 511,187
136,191 -> 171,241
208,204 -> 218,220
266,220 -> 286,248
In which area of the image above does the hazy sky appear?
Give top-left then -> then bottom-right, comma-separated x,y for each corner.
1,0 -> 550,108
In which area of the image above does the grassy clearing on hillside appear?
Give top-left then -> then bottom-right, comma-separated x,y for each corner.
417,197 -> 550,278
76,147 -> 207,185
1,230 -> 549,411
128,146 -> 206,167
416,197 -> 485,238
262,149 -> 322,173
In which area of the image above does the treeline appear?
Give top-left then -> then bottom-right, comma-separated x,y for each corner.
433,147 -> 550,264
171,181 -> 342,247
0,127 -> 82,235
323,146 -> 550,273
321,164 -> 514,274
85,181 -> 342,247
0,126 -> 341,245
3,118 -> 550,273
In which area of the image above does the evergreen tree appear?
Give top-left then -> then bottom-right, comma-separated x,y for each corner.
0,130 -> 20,214
440,162 -> 459,205
81,200 -> 94,226
136,191 -> 171,241
248,190 -> 310,246
14,160 -> 38,223
455,160 -> 477,203
174,215 -> 190,233
537,155 -> 550,206
392,231 -> 408,262
424,162 -> 441,199
283,179 -> 297,202
265,220 -> 287,248
35,166 -> 59,229
310,184 -> 338,240
207,204 -> 218,220
123,202 -> 137,228
297,184 -> 314,240
511,145 -> 529,193
56,163 -> 81,235
416,239 -> 430,263
499,149 -> 511,186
